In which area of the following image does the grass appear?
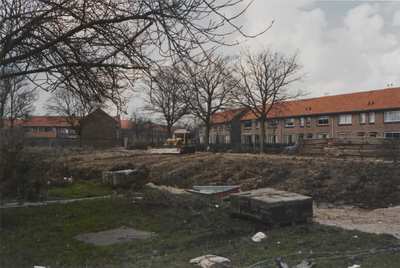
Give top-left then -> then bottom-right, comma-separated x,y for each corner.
44,180 -> 114,200
1,187 -> 399,267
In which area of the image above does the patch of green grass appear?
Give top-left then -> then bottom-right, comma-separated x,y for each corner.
1,188 -> 399,267
44,180 -> 113,200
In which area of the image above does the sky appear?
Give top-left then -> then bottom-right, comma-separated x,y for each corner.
34,0 -> 400,117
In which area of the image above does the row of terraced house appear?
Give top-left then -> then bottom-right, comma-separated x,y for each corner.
3,108 -> 173,148
198,87 -> 400,145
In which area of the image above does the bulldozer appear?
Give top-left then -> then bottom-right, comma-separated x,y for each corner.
149,129 -> 196,154
165,129 -> 196,154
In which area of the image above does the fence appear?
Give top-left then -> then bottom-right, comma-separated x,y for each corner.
298,138 -> 400,161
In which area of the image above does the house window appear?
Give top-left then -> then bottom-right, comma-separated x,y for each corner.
199,127 -> 203,133
225,135 -> 230,144
298,134 -> 304,140
28,127 -> 35,132
284,118 -> 294,127
360,113 -> 366,124
338,132 -> 352,138
306,133 -> 313,139
300,118 -> 304,127
369,132 -> 378,137
384,110 -> 400,123
384,131 -> 400,138
219,125 -> 224,130
244,134 -> 252,144
369,112 -> 375,124
306,117 -> 311,127
284,134 -> 294,145
209,136 -> 213,143
317,133 -> 329,138
269,119 -> 278,128
254,134 -> 260,143
317,116 -> 329,126
338,114 -> 352,125
199,136 -> 204,144
38,127 -> 45,132
214,126 -> 218,132
256,121 -> 259,129
269,134 -> 278,143
244,121 -> 252,129
356,132 -> 365,138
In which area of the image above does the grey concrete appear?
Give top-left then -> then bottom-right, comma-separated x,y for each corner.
74,227 -> 156,246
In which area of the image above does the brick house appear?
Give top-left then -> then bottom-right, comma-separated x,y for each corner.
5,109 -> 123,147
202,87 -> 400,145
198,108 -> 249,144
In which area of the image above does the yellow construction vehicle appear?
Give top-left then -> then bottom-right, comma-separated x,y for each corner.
149,129 -> 196,154
165,129 -> 196,154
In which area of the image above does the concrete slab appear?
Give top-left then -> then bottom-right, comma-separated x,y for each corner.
74,227 -> 156,246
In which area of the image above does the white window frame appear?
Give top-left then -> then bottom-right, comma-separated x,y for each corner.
268,119 -> 278,128
369,112 -> 375,124
338,132 -> 352,138
338,114 -> 352,125
284,134 -> 294,144
356,132 -> 365,138
284,118 -> 294,128
369,132 -> 378,138
384,110 -> 400,123
255,121 -> 259,129
225,135 -> 230,144
297,133 -> 304,140
360,113 -> 366,124
306,133 -> 313,139
300,118 -> 304,127
306,117 -> 311,127
269,134 -> 278,143
317,133 -> 329,139
244,121 -> 252,129
317,116 -> 329,126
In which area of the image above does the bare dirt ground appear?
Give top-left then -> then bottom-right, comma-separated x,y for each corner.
28,148 -> 400,239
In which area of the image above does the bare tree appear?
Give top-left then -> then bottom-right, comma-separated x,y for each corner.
233,47 -> 306,153
180,55 -> 236,149
143,64 -> 189,140
0,68 -> 37,129
45,87 -> 103,147
130,110 -> 154,143
1,0 -> 270,109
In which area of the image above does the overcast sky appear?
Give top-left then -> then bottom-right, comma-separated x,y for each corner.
34,0 -> 400,116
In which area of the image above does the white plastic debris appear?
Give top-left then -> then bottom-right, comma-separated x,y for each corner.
348,265 -> 360,268
252,231 -> 267,242
189,255 -> 230,268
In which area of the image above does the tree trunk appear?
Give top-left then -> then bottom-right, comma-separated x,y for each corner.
205,123 -> 210,150
260,117 -> 266,154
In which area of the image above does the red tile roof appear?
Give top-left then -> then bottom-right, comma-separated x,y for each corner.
25,132 -> 57,138
22,116 -> 72,127
199,108 -> 247,125
242,87 -> 400,120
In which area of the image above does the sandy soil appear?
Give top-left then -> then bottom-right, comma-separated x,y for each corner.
313,205 -> 400,239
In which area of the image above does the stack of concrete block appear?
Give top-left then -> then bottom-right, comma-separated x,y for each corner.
230,188 -> 313,228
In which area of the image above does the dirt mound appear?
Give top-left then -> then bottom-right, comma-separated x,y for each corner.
34,149 -> 400,210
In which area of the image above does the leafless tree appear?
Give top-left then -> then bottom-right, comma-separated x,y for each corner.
0,68 -> 37,129
233,47 -> 306,153
180,55 -> 236,149
45,87 -> 103,147
130,110 -> 154,143
143,64 -> 189,140
1,0 -> 270,110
